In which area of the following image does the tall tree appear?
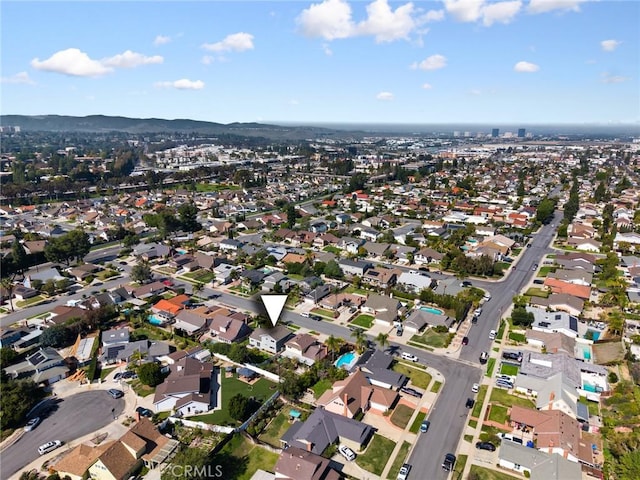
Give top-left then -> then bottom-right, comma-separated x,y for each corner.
131,260 -> 153,284
375,332 -> 390,351
0,277 -> 16,312
325,335 -> 343,362
11,240 -> 28,274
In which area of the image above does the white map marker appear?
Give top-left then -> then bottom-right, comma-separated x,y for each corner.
260,294 -> 288,327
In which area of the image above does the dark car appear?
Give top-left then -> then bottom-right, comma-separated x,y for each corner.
442,453 -> 456,472
108,389 -> 124,399
476,441 -> 496,451
113,372 -> 123,381
460,281 -> 472,287
462,336 -> 469,346
121,371 -> 137,379
465,398 -> 475,408
136,406 -> 153,417
420,420 -> 430,433
400,387 -> 423,398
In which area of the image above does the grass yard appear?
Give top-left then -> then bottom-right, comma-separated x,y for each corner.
410,329 -> 452,348
183,270 -> 217,284
471,385 -> 489,418
258,412 -> 290,448
390,404 -> 414,429
217,433 -> 279,480
311,378 -> 333,399
486,358 -> 496,377
490,388 -> 535,409
488,404 -> 509,424
537,266 -> 556,277
99,366 -> 116,381
323,246 -> 342,255
468,419 -> 478,428
430,381 -> 442,393
524,287 -> 549,298
453,454 -> 468,478
356,434 -> 396,476
392,363 -> 432,389
409,411 -> 426,434
386,441 -> 411,480
351,314 -> 375,328
469,465 -> 520,480
191,372 -> 277,426
464,434 -> 473,442
500,364 -> 519,376
195,182 -> 241,192
311,307 -> 335,318
16,295 -> 46,308
508,332 -> 527,343
130,380 -> 155,397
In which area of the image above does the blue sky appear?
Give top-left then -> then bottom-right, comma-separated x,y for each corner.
2,0 -> 638,125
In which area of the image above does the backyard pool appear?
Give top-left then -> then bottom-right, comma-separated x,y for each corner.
148,314 -> 165,326
578,344 -> 592,361
586,330 -> 601,341
420,306 -> 444,315
335,351 -> 359,370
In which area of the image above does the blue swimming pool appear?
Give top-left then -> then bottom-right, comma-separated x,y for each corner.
335,351 -> 358,369
586,330 -> 600,341
148,314 -> 164,326
420,306 -> 444,315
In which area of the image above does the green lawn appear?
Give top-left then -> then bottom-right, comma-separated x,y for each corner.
464,434 -> 473,442
311,307 -> 335,318
410,329 -> 452,348
16,295 -> 46,307
430,381 -> 442,393
496,321 -> 506,340
323,246 -> 342,255
468,419 -> 478,428
469,465 -> 520,480
356,434 -> 396,476
500,364 -> 519,376
390,404 -> 414,429
100,366 -> 116,381
183,270 -> 216,284
386,441 -> 411,480
453,454 -> 468,478
130,380 -> 155,397
524,287 -> 549,298
409,411 -> 426,434
311,378 -> 333,399
191,372 -> 277,426
351,314 -> 375,328
471,385 -> 489,418
508,332 -> 527,343
486,358 -> 496,377
488,404 -> 509,424
195,182 -> 241,192
217,433 -> 279,480
490,388 -> 535,409
258,412 -> 290,448
537,266 -> 556,277
392,363 -> 432,389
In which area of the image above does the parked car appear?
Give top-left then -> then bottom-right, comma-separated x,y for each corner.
401,352 -> 419,362
442,453 -> 456,472
338,444 -> 356,462
24,417 -> 41,432
462,336 -> 469,346
489,330 -> 497,340
121,371 -> 137,379
397,463 -> 412,480
113,372 -> 123,381
420,420 -> 430,433
310,314 -> 322,321
108,389 -> 124,399
38,440 -> 62,455
460,281 -> 472,287
479,351 -> 489,364
136,406 -> 153,417
400,387 -> 423,398
500,433 -> 523,444
465,398 -> 475,408
471,383 -> 479,393
300,312 -> 310,317
476,441 -> 496,451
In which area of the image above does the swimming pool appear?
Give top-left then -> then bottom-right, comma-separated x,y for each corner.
148,314 -> 165,326
586,330 -> 601,341
578,344 -> 592,360
420,306 -> 444,315
335,351 -> 358,370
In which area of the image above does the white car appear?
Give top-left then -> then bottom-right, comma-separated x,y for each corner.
38,440 -> 62,455
489,329 -> 497,340
338,444 -> 356,461
300,312 -> 310,318
401,352 -> 419,362
397,463 -> 412,480
472,383 -> 479,393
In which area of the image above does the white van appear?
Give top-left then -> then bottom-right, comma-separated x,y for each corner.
38,440 -> 62,455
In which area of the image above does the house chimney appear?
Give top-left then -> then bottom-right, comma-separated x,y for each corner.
306,441 -> 313,452
548,391 -> 555,409
343,393 -> 349,417
136,411 -> 141,422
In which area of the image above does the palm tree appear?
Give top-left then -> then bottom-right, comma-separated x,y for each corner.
192,281 -> 204,297
0,277 -> 16,312
325,335 -> 343,362
375,332 -> 389,351
351,329 -> 368,354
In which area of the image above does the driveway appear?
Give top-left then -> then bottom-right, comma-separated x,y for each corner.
1,391 -> 125,478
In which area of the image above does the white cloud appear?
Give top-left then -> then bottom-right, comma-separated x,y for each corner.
514,60 -> 540,72
202,32 -> 255,52
443,0 -> 484,22
422,83 -> 433,89
154,79 -> 205,90
601,39 -> 621,52
201,55 -> 214,65
422,9 -> 445,22
31,48 -> 112,77
469,88 -> 482,95
102,50 -> 163,68
296,0 -> 355,40
322,43 -> 333,56
1,71 -> 35,85
411,54 -> 447,71
154,35 -> 171,46
376,91 -> 394,100
601,73 -> 628,84
481,1 -> 522,26
356,0 -> 417,43
527,0 -> 588,14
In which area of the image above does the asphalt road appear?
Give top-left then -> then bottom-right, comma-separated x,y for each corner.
1,391 -> 125,478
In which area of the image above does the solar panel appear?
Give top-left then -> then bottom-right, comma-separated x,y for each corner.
29,352 -> 45,365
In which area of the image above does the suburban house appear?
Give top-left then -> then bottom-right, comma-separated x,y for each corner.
362,294 -> 404,326
249,326 -> 294,354
316,369 -> 399,416
153,357 -> 214,415
498,442 -> 582,480
527,306 -> 579,338
414,247 -> 444,265
5,346 -> 68,385
528,294 -> 584,317
358,349 -> 407,389
396,271 -> 433,293
102,327 -> 130,347
282,333 -> 328,365
209,314 -> 252,344
54,418 -> 179,480
150,298 -> 185,325
404,309 -> 453,332
338,259 -> 372,277
362,267 -> 398,289
173,309 -> 210,335
281,407 -> 374,455
543,278 -> 591,300
547,269 -> 593,286
273,447 -> 340,480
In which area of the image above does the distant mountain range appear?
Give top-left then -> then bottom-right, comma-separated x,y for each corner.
0,114 -> 347,140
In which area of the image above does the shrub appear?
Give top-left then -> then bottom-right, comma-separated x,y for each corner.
609,371 -> 619,384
